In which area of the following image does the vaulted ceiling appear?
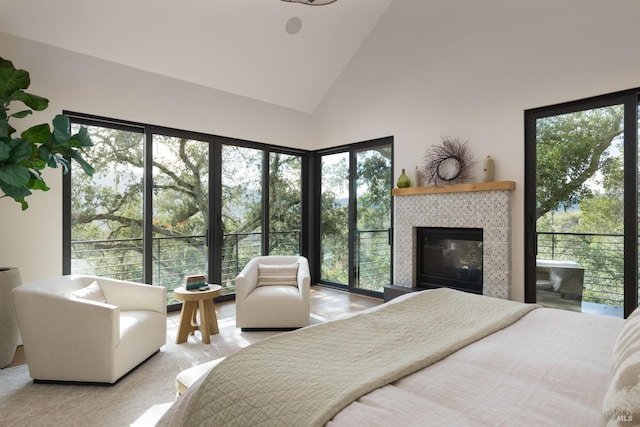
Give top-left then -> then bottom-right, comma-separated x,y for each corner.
0,0 -> 393,113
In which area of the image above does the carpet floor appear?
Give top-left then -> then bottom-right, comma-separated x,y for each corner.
0,287 -> 381,426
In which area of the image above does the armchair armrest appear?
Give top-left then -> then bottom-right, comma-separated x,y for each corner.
235,259 -> 260,302
91,276 -> 167,314
297,258 -> 311,301
13,286 -> 120,366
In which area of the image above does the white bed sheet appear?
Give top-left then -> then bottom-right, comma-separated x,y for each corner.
327,307 -> 624,427
159,292 -> 625,427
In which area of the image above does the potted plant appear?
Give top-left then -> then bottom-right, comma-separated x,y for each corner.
0,267 -> 21,368
0,57 -> 95,367
0,57 -> 94,209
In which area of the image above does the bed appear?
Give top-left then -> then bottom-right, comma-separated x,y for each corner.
157,288 -> 640,427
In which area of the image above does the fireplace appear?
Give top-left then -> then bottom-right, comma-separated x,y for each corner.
393,181 -> 515,299
416,227 -> 483,294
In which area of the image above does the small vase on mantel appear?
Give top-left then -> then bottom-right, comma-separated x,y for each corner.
414,166 -> 422,187
483,156 -> 495,182
397,169 -> 411,188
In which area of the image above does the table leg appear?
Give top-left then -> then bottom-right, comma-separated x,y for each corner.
203,299 -> 219,335
176,300 -> 198,344
190,305 -> 197,329
198,299 -> 211,344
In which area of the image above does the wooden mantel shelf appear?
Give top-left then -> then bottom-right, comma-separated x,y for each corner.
392,180 -> 515,196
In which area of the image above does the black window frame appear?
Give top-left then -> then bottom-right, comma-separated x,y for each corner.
313,136 -> 394,298
62,112 -> 394,303
524,88 -> 639,318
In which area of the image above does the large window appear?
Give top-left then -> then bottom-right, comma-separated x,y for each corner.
320,152 -> 349,284
525,89 -> 639,318
220,145 -> 263,290
64,114 -> 392,304
268,152 -> 303,255
64,115 -> 306,306
68,124 -> 145,282
151,133 -> 210,302
317,138 -> 393,296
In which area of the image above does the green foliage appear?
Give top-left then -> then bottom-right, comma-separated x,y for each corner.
268,152 -> 302,254
318,147 -> 393,289
0,57 -> 94,209
356,147 -> 392,230
320,154 -> 350,284
70,130 -> 309,289
536,211 -> 582,233
536,106 -> 623,220
68,122 -> 393,292
536,106 -> 626,307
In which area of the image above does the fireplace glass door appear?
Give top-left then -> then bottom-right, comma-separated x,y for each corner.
417,227 -> 483,294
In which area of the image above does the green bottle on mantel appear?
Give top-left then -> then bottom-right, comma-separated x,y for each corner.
397,168 -> 411,188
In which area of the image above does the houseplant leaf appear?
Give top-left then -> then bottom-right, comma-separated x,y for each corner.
12,90 -> 48,111
0,58 -> 30,96
68,151 -> 94,176
52,114 -> 71,144
27,174 -> 49,192
0,164 -> 30,187
0,140 -> 10,162
69,126 -> 92,148
20,123 -> 51,144
0,179 -> 31,209
7,139 -> 32,164
10,109 -> 32,119
0,56 -> 94,209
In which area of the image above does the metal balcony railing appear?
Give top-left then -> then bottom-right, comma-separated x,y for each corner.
71,230 -> 301,304
71,230 -> 625,307
356,228 -> 391,291
537,231 -> 624,307
71,228 -> 394,301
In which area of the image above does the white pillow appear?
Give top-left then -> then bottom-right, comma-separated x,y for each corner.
257,263 -> 299,286
69,281 -> 107,303
602,307 -> 640,426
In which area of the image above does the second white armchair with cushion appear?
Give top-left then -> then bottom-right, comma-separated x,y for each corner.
13,275 -> 167,384
235,256 -> 310,329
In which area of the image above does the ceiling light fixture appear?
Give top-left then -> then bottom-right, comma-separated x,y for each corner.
281,0 -> 338,5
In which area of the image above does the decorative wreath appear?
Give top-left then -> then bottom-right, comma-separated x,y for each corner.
423,136 -> 476,186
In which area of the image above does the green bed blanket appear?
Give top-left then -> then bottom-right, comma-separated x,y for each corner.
183,288 -> 538,427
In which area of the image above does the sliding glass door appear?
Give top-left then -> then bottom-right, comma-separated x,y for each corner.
220,145 -> 263,292
268,152 -> 303,255
525,89 -> 639,318
66,113 -> 390,302
151,134 -> 210,302
354,145 -> 392,292
68,123 -> 145,282
65,114 -> 305,305
318,138 -> 393,295
320,152 -> 350,285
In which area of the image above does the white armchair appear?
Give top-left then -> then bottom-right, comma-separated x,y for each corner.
235,256 -> 310,329
13,275 -> 167,384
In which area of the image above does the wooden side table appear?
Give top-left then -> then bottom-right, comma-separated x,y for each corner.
173,285 -> 222,344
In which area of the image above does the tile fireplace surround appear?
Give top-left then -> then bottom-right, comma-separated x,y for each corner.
393,181 -> 516,299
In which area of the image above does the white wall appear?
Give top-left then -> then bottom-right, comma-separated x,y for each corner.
312,0 -> 640,301
0,33 -> 312,283
3,0 -> 640,297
